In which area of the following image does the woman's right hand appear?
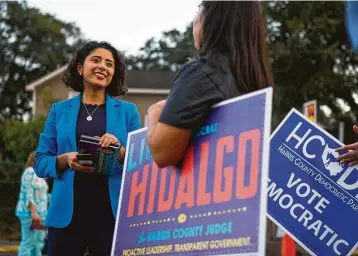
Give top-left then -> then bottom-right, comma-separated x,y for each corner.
31,212 -> 42,228
29,202 -> 43,229
66,152 -> 95,172
57,152 -> 95,173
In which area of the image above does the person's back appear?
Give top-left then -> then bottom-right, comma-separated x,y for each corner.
161,55 -> 241,131
146,1 -> 273,168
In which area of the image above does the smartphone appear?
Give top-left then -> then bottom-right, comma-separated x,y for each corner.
77,153 -> 94,167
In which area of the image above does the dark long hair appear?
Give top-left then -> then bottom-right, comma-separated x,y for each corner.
62,41 -> 127,96
199,1 -> 273,93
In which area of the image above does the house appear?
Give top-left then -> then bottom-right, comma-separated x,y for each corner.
25,65 -> 176,126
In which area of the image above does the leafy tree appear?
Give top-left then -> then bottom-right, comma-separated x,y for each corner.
126,25 -> 196,71
0,0 -> 85,122
264,1 -> 358,143
0,86 -> 60,163
1,116 -> 46,163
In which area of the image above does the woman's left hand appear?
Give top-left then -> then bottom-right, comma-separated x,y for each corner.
99,133 -> 120,148
97,134 -> 125,164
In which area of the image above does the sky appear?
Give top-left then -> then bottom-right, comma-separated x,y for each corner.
27,0 -> 201,55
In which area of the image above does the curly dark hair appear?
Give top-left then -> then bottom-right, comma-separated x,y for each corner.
62,41 -> 127,96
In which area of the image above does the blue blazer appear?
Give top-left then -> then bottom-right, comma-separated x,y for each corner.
34,93 -> 141,228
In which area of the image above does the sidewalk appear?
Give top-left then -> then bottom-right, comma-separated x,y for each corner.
0,241 -> 19,254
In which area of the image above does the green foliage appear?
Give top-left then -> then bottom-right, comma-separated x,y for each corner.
0,84 -> 60,163
126,25 -> 196,71
0,116 -> 46,163
0,161 -> 23,240
0,0 -> 85,122
264,1 -> 358,143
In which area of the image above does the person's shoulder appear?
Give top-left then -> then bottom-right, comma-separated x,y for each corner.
175,57 -> 210,78
22,167 -> 35,178
182,56 -> 208,68
112,98 -> 138,112
52,96 -> 78,109
172,57 -> 216,87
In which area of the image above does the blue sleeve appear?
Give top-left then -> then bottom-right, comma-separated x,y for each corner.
346,1 -> 358,52
34,104 -> 60,179
129,104 -> 141,132
110,104 -> 141,176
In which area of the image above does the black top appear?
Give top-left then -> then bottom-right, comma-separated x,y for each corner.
74,103 -> 111,213
159,56 -> 241,131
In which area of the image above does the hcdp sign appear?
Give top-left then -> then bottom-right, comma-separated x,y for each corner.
268,109 -> 358,256
287,122 -> 358,200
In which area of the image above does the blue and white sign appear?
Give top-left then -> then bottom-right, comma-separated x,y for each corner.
268,109 -> 358,256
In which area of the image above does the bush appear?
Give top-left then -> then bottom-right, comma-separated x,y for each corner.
0,161 -> 24,240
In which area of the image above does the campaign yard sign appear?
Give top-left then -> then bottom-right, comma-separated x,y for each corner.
268,109 -> 358,256
111,88 -> 273,256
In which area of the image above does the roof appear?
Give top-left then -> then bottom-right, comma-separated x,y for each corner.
126,71 -> 175,90
25,65 -> 67,91
25,65 -> 176,95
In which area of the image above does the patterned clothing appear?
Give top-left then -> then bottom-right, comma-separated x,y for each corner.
18,217 -> 46,256
16,167 -> 49,256
15,167 -> 49,219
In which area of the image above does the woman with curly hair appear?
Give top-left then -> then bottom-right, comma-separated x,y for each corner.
34,41 -> 141,256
